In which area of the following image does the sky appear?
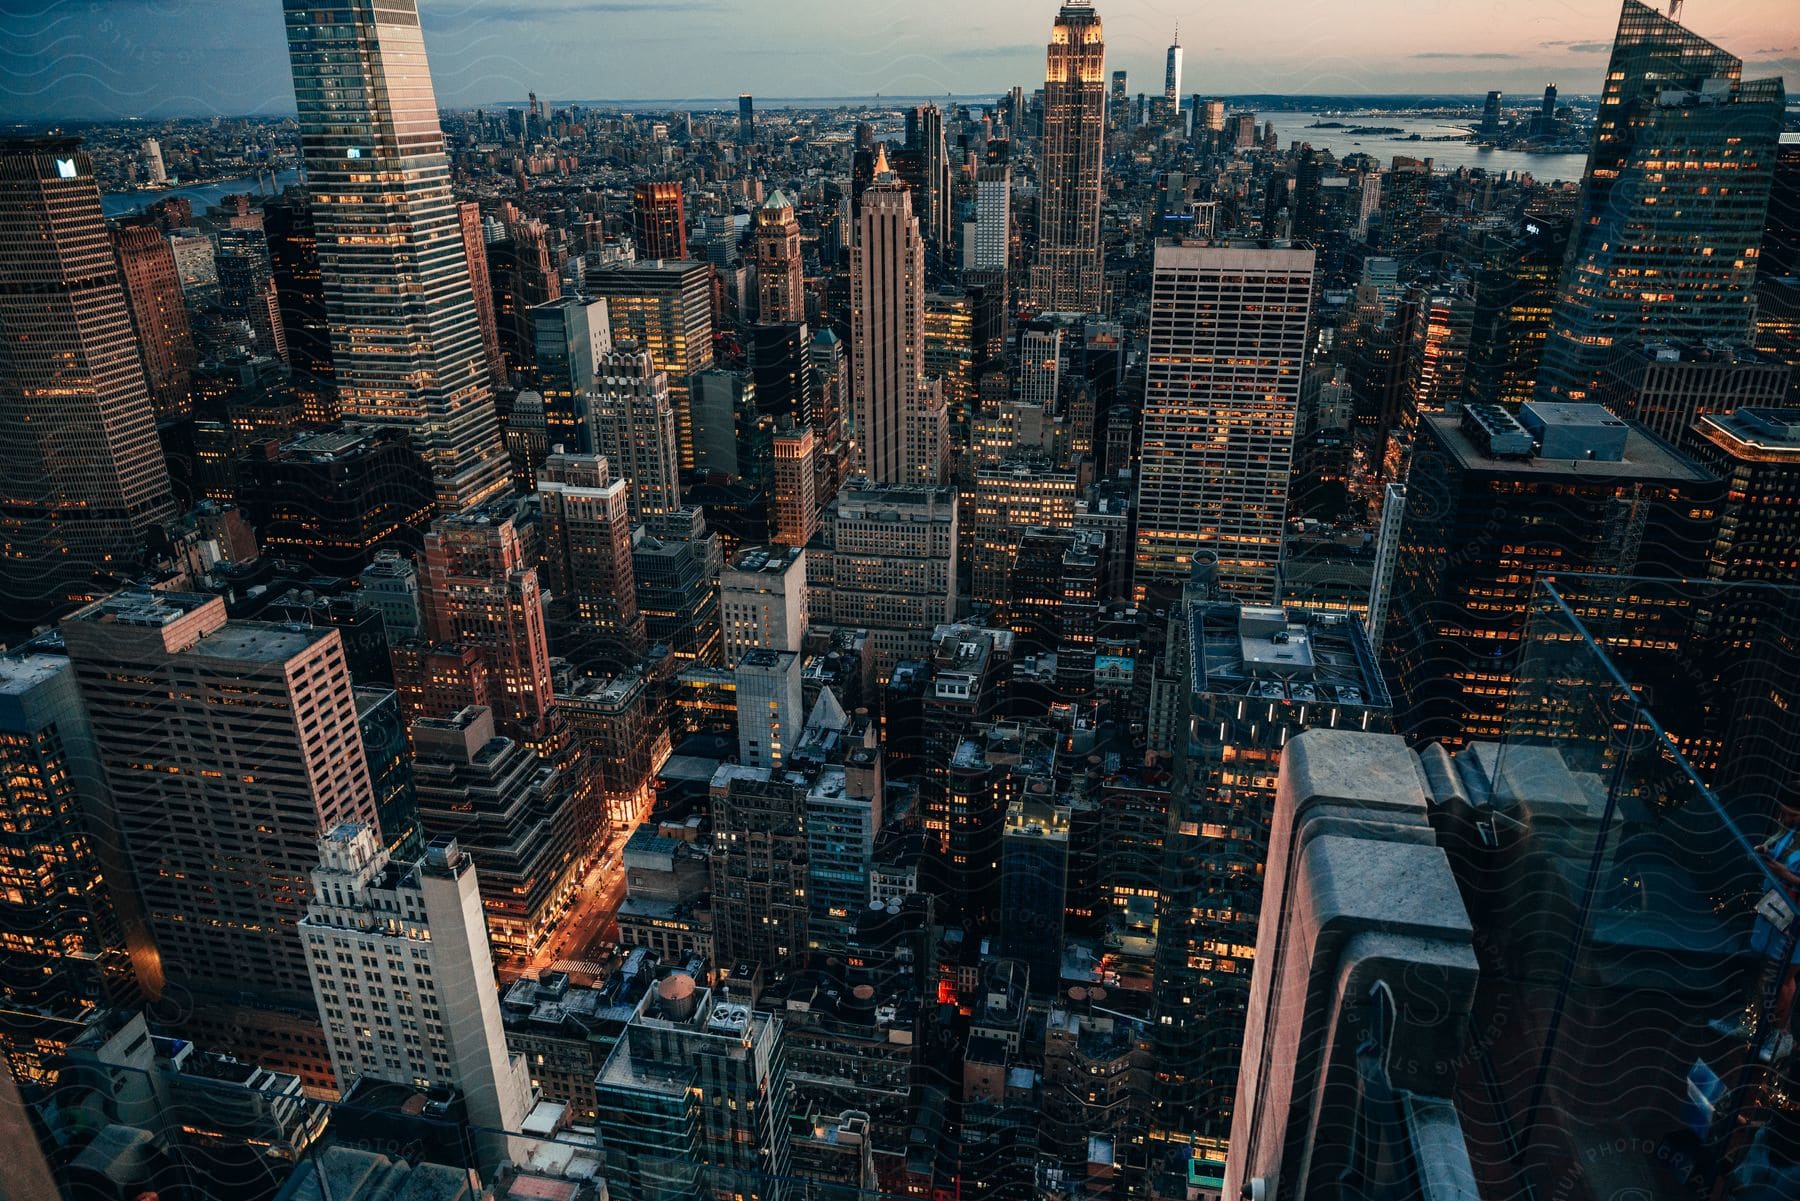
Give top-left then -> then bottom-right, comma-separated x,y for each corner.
0,0 -> 1793,121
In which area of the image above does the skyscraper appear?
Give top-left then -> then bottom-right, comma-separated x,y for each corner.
808,481 -> 958,679
458,200 -> 508,389
1536,0 -> 1784,400
1135,240 -> 1315,600
905,104 -> 953,266
971,159 -> 1012,274
755,189 -> 805,324
537,451 -> 647,656
851,146 -> 934,483
0,138 -> 177,626
771,427 -> 819,548
301,825 -> 533,1167
111,223 -> 196,420
1031,1 -> 1107,312
62,591 -> 378,1081
280,0 -> 511,508
632,180 -> 688,261
533,294 -> 611,455
591,259 -> 715,472
263,190 -> 337,417
1163,28 -> 1183,114
593,342 -> 682,521
738,93 -> 755,144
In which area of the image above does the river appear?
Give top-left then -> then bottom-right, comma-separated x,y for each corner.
102,169 -> 302,218
1259,112 -> 1589,181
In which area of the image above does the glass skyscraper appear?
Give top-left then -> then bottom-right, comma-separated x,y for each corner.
280,0 -> 511,509
1536,0 -> 1785,400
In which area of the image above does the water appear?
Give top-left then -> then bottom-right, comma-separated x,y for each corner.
1260,112 -> 1589,182
102,169 -> 302,218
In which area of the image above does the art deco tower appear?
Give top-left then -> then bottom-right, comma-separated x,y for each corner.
755,189 -> 805,324
851,146 -> 934,483
281,0 -> 511,509
1030,1 -> 1107,312
1536,0 -> 1783,400
0,139 -> 177,623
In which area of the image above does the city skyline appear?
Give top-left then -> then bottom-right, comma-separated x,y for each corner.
2,0 -> 1793,121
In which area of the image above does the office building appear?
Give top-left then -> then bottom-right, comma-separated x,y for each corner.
691,366 -> 758,480
300,824 -> 533,1165
738,93 -> 755,143
969,454 -> 1078,604
972,160 -> 1012,274
721,545 -> 808,667
595,972 -> 792,1201
755,189 -> 806,324
415,507 -> 555,743
213,227 -> 288,361
808,481 -> 958,679
1163,29 -> 1183,116
112,223 -> 195,419
533,295 -> 611,455
1378,156 -> 1433,260
280,0 -> 511,508
772,427 -> 820,548
358,550 -> 422,643
1463,214 -> 1570,407
593,342 -> 682,521
851,147 -> 936,484
998,792 -> 1072,995
537,451 -> 647,656
458,200 -> 508,389
236,429 -> 436,578
633,506 -> 724,665
632,180 -> 688,261
710,762 -> 810,967
1594,340 -> 1793,446
905,104 -> 953,265
1689,408 -> 1800,585
734,648 -> 804,772
0,139 -> 178,624
750,320 -> 815,442
263,190 -> 334,402
1386,404 -> 1720,744
1149,602 -> 1392,1167
486,209 -> 561,381
1031,2 -> 1107,312
1536,1 -> 1785,400
590,259 -> 715,472
409,706 -> 584,960
1136,240 -> 1315,599
63,591 -> 378,1081
0,653 -> 129,1025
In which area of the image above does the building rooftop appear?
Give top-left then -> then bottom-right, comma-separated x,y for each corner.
1423,412 -> 1706,480
1698,407 -> 1800,457
1192,603 -> 1390,710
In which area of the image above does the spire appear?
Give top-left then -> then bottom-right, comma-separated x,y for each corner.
1173,21 -> 1179,47
873,141 -> 892,180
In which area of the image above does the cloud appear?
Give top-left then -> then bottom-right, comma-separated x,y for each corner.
1540,39 -> 1611,53
1411,52 -> 1520,60
421,0 -> 719,27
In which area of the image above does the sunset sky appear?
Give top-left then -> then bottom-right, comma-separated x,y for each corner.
1,0 -> 1793,120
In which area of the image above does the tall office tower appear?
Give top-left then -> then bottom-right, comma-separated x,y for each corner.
972,160 -> 1012,274
754,190 -> 805,323
1593,339 -> 1791,445
690,366 -> 757,480
1377,155 -> 1433,260
538,451 -> 647,656
922,291 -> 975,418
417,507 -> 555,743
487,213 -> 561,379
772,427 -> 819,548
1690,408 -> 1800,586
0,653 -> 130,1030
808,481 -> 958,679
738,93 -> 755,144
410,705 -> 585,959
458,200 -> 508,389
633,506 -> 724,665
595,972 -> 792,1201
213,227 -> 288,360
1109,69 -> 1128,130
592,342 -> 682,521
999,790 -> 1072,993
1147,603 -> 1391,1172
1136,241 -> 1315,600
280,0 -> 511,509
141,136 -> 166,184
533,295 -> 611,455
1200,97 -> 1225,133
63,591 -> 378,1081
969,455 -> 1078,605
301,825 -> 532,1165
906,104 -> 954,266
1536,1 -> 1784,400
1533,81 -> 1560,136
0,140 -> 177,626
711,763 -> 811,969
1463,214 -> 1570,407
263,190 -> 336,415
750,321 -> 816,438
1163,28 -> 1183,112
1480,89 -> 1503,137
809,327 -> 850,489
1763,142 -> 1800,278
1032,2 -> 1107,312
1408,283 -> 1475,417
851,147 -> 930,483
235,428 -> 435,577
591,259 -> 715,472
632,180 -> 688,261
721,545 -> 808,667
1386,403 -> 1720,745
733,648 -> 805,771
111,224 -> 195,420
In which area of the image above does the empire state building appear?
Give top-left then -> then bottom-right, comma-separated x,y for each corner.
1030,1 -> 1107,313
